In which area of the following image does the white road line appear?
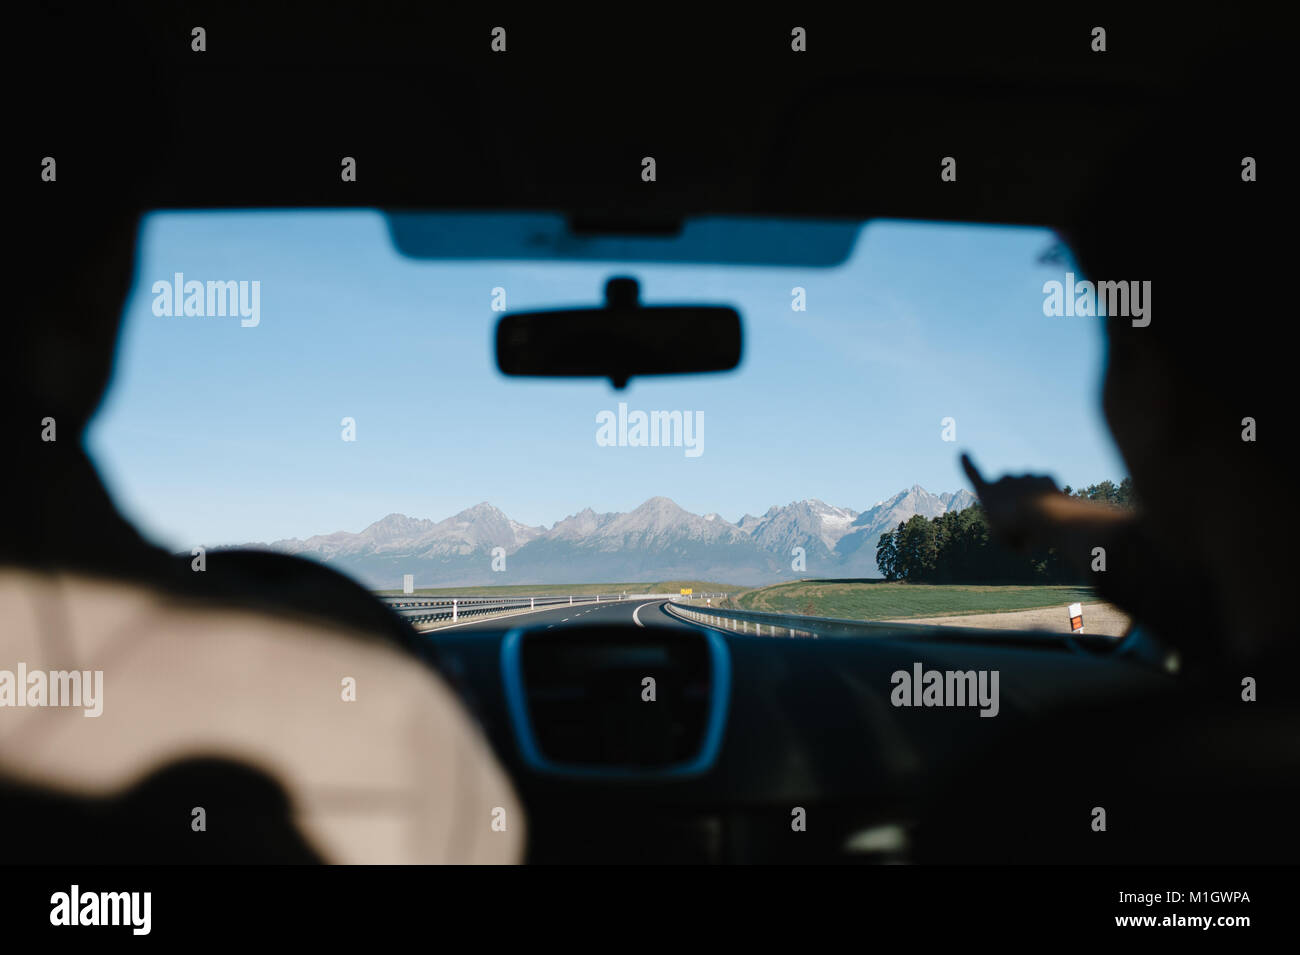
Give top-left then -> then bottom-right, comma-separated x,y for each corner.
632,601 -> 661,628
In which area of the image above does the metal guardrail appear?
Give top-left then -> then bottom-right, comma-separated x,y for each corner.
666,600 -> 856,637
380,593 -> 632,624
664,600 -> 1089,646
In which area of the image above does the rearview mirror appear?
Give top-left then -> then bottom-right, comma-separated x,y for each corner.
495,277 -> 742,389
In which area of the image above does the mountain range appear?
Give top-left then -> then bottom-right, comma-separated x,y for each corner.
244,485 -> 976,589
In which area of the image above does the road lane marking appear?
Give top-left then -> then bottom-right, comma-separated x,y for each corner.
633,601 -> 662,628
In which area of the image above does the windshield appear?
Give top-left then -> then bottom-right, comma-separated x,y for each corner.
87,212 -> 1128,631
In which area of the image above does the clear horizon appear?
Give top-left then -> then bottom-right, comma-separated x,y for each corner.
253,485 -> 981,545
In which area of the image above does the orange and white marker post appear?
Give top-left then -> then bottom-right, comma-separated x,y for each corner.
1068,602 -> 1084,632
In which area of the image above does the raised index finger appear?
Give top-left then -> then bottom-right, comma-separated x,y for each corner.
960,452 -> 987,492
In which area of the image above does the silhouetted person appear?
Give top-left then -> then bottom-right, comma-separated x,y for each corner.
917,52 -> 1296,862
960,79 -> 1284,672
3,13 -> 522,864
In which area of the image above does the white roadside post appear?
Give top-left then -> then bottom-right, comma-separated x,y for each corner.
1068,602 -> 1084,633
530,597 -> 535,610
452,599 -> 458,622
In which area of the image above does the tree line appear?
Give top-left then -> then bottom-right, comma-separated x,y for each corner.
875,479 -> 1134,584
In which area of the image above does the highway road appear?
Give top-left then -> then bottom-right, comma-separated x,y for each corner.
441,598 -> 700,634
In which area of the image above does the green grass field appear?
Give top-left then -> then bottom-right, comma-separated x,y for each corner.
736,580 -> 1097,621
375,580 -> 745,597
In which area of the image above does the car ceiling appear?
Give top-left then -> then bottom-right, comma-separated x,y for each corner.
51,9 -> 1263,233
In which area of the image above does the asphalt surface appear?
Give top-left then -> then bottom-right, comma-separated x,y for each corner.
443,598 -> 701,633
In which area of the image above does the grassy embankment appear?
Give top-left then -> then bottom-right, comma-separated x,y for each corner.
734,579 -> 1097,621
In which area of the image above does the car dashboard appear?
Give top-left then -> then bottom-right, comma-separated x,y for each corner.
430,600 -> 1173,863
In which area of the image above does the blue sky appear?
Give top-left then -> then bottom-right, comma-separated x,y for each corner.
86,211 -> 1126,549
